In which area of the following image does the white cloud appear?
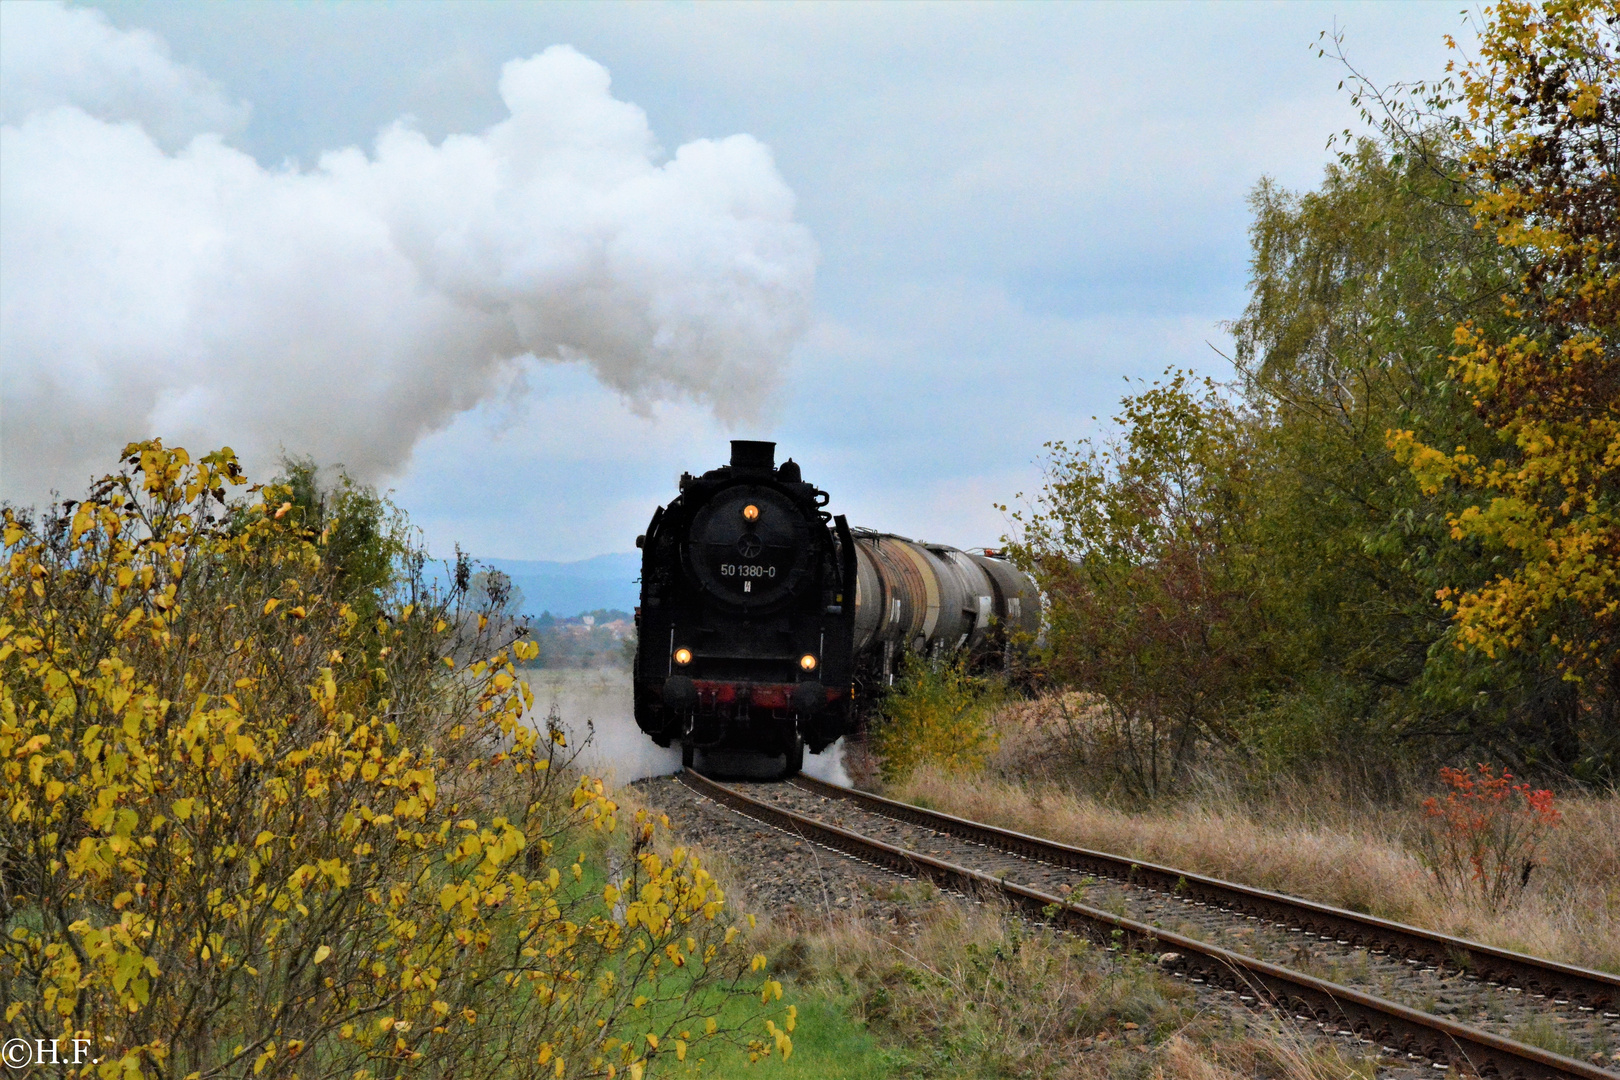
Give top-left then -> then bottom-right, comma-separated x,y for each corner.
1,9 -> 814,505
0,1 -> 247,148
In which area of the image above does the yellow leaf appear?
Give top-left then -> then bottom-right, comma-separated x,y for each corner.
171,798 -> 194,821
314,945 -> 332,965
263,599 -> 281,615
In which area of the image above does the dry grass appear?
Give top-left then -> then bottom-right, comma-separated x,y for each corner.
890,697 -> 1620,972
616,778 -> 1377,1079
755,901 -> 1372,1080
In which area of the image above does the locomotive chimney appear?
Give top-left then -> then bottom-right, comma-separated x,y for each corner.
730,440 -> 776,471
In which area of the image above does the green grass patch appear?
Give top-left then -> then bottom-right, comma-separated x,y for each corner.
662,992 -> 893,1079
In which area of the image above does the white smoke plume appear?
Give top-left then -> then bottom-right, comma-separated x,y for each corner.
0,3 -> 815,504
802,739 -> 853,787
526,670 -> 680,786
0,2 -> 249,149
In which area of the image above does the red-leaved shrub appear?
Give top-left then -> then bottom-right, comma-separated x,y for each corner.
1418,764 -> 1561,910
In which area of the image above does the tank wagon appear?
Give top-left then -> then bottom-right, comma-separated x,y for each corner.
633,440 -> 1039,776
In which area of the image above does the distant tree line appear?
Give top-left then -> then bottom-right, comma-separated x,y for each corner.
526,609 -> 637,670
457,560 -> 636,671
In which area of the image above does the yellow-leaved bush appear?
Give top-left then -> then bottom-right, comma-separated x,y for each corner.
1,441 -> 791,1078
1388,0 -> 1617,692
872,656 -> 1000,783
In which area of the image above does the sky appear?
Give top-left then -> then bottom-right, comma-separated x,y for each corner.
0,0 -> 1475,562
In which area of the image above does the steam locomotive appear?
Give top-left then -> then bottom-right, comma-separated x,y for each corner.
632,440 -> 1040,776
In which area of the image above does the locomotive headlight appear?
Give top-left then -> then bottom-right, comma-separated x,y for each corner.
673,648 -> 693,666
799,653 -> 817,672
742,504 -> 760,521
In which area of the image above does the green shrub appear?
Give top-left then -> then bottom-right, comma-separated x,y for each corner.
872,656 -> 1000,783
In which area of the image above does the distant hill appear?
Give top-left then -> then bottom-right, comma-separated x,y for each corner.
481,553 -> 640,619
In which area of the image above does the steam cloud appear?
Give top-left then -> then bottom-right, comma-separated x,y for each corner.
1,3 -> 815,504
529,671 -> 850,785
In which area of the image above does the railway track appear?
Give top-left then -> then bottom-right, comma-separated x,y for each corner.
674,768 -> 1618,1080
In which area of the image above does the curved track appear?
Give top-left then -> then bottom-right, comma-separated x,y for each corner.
676,769 -> 1615,1080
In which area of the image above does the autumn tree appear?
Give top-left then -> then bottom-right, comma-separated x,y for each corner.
1012,2 -> 1614,783
1006,374 -> 1277,798
270,456 -> 410,624
1389,0 -> 1618,778
1230,139 -> 1511,758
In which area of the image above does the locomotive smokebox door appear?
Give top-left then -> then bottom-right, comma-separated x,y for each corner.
687,485 -> 811,612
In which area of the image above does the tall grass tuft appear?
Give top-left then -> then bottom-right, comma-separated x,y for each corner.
752,901 -> 1373,1080
893,745 -> 1620,971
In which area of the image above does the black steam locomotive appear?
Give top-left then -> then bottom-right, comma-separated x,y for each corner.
633,441 -> 1040,777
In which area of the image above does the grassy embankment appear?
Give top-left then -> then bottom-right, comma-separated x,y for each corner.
613,781 -> 1373,1080
644,696 -> 1615,1077
886,695 -> 1620,974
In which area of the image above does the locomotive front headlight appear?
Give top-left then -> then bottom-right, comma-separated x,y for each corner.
799,653 -> 817,672
674,648 -> 693,666
742,504 -> 760,521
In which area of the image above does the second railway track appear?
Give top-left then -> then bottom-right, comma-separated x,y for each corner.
672,768 -> 1618,1080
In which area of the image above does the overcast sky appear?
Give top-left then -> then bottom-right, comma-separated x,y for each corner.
1,1 -> 1473,561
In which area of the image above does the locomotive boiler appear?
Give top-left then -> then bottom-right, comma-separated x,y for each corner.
633,441 -> 1040,777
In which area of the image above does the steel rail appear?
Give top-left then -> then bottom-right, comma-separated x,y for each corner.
791,774 -> 1619,1015
677,769 -> 1608,1080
